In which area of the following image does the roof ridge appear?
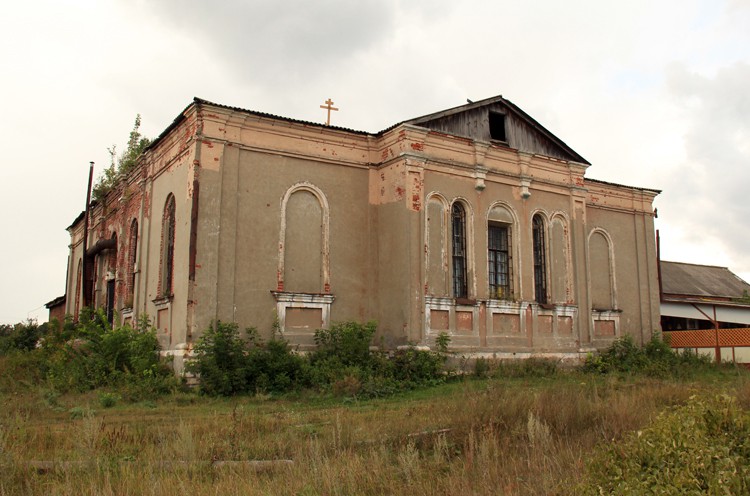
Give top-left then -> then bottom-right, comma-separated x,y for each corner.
661,260 -> 730,270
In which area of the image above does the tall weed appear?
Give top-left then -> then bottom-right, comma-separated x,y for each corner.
583,333 -> 713,377
580,394 -> 750,494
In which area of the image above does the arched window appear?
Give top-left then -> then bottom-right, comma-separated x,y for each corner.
106,233 -> 117,326
161,195 -> 176,297
452,202 -> 467,298
127,219 -> 138,306
532,214 -> 547,304
488,204 -> 515,300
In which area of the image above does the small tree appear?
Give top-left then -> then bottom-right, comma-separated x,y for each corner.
92,115 -> 151,203
118,114 -> 151,176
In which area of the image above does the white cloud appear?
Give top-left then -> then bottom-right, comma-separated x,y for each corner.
656,62 -> 750,276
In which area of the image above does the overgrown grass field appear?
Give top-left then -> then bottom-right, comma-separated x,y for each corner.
2,365 -> 749,495
2,317 -> 750,494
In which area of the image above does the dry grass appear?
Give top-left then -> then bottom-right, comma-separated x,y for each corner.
1,371 -> 747,495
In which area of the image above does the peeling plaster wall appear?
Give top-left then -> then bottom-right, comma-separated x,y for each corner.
62,99 -> 660,359
64,109 -> 198,355
191,109 -> 373,345
586,201 -> 660,346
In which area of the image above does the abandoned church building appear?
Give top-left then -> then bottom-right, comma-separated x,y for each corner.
60,95 -> 661,367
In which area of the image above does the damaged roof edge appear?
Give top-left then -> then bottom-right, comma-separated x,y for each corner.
67,210 -> 85,230
45,295 -> 66,309
585,177 -> 661,195
193,97 -> 371,135
144,96 -> 596,168
143,100 -> 192,153
498,98 -> 590,166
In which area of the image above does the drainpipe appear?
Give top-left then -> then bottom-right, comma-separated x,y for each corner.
82,161 -> 94,308
656,229 -> 663,302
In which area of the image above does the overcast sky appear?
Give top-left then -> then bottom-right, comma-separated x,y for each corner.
1,0 -> 749,324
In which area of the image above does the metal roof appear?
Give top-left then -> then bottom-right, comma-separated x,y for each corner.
661,261 -> 750,300
45,295 -> 66,309
585,177 -> 661,194
145,97 -> 372,155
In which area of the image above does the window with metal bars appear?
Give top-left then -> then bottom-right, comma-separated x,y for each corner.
452,202 -> 467,298
532,215 -> 547,304
488,224 -> 511,299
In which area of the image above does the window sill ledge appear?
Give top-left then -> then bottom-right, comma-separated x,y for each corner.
153,295 -> 173,308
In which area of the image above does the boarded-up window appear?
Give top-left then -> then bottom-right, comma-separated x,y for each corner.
285,190 -> 323,293
590,231 -> 614,310
426,198 -> 447,295
285,307 -> 323,330
594,319 -> 615,336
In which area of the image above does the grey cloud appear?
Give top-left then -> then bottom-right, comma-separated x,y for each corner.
140,0 -> 400,88
663,62 -> 750,270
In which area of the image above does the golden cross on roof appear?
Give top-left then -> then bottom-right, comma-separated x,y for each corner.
320,98 -> 339,126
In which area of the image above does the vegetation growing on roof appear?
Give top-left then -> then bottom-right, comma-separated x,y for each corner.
734,289 -> 750,304
92,115 -> 151,204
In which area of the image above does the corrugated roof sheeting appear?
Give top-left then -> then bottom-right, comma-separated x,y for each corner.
661,261 -> 750,299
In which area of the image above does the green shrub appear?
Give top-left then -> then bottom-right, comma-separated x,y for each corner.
0,319 -> 45,354
308,322 -> 447,397
312,321 -> 377,368
583,333 -> 712,377
580,394 -> 750,494
189,320 -> 449,398
0,351 -> 48,394
45,309 -> 172,394
188,322 -> 307,396
246,337 -> 307,393
389,347 -> 445,385
187,321 -> 251,396
435,332 -> 451,353
98,392 -> 120,408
